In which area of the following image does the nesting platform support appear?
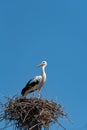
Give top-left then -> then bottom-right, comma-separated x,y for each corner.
0,96 -> 66,130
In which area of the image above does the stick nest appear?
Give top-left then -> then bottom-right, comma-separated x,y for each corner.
0,96 -> 66,130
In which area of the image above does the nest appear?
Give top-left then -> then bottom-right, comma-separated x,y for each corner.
0,96 -> 67,130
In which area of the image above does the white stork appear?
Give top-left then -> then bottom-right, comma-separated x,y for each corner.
21,61 -> 47,97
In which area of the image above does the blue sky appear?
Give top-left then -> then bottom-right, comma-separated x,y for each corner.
0,0 -> 87,130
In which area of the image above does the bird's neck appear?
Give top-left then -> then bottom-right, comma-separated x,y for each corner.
41,66 -> 46,78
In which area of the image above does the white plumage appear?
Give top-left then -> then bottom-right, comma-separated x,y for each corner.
21,61 -> 47,97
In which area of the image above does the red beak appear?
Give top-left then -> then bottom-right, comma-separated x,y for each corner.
37,63 -> 43,67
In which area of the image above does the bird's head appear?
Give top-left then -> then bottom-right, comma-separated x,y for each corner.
37,61 -> 47,67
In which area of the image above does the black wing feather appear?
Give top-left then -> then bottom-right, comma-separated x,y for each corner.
21,78 -> 39,96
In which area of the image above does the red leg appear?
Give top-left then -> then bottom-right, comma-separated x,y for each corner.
37,89 -> 41,98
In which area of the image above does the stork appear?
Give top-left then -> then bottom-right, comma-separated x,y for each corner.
21,61 -> 47,97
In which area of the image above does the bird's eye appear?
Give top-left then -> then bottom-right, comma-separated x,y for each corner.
42,61 -> 45,63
